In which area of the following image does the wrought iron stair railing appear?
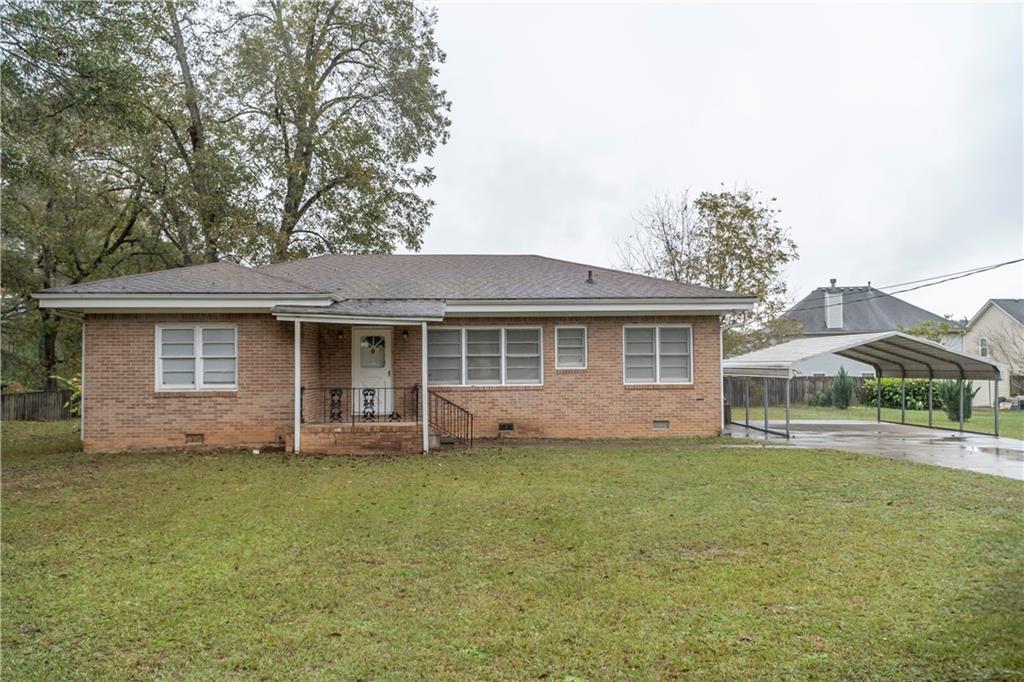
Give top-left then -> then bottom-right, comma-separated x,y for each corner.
428,391 -> 474,447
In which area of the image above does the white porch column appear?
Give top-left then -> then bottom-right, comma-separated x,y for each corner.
80,318 -> 85,441
421,321 -> 429,453
294,320 -> 301,453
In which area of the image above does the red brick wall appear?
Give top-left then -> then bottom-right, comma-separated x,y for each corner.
83,313 -> 296,452
423,316 -> 722,439
300,423 -> 421,455
82,313 -> 722,452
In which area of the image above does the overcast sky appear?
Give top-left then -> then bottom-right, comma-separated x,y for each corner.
413,2 -> 1023,320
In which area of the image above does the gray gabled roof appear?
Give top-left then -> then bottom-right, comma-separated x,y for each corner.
38,261 -> 322,295
991,299 -> 1024,325
723,332 -> 999,380
257,254 -> 745,300
38,254 -> 750,301
784,285 -> 953,334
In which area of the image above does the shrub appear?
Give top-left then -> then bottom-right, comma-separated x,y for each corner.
937,380 -> 980,422
830,367 -> 854,409
861,378 -> 941,410
808,390 -> 830,407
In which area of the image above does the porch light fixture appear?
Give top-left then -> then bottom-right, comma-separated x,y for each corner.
401,330 -> 409,339
336,330 -> 344,340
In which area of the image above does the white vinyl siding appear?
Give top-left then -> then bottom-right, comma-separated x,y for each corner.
555,326 -> 587,369
427,327 -> 543,386
623,325 -> 693,384
157,325 -> 236,390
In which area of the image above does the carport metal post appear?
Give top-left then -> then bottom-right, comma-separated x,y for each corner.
785,378 -> 791,439
927,378 -> 933,428
994,376 -> 1000,437
959,380 -> 965,433
744,379 -> 750,427
900,376 -> 906,425
876,373 -> 881,423
762,377 -> 769,437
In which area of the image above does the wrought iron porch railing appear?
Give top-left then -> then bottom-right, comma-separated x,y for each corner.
429,391 -> 473,447
301,386 -> 420,425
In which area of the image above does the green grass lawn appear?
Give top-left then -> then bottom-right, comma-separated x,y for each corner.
3,421 -> 1022,679
751,404 -> 1024,439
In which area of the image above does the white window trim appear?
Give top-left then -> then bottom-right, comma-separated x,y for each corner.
427,326 -> 544,387
622,324 -> 694,386
979,337 -> 989,358
155,324 -> 238,391
555,325 -> 588,369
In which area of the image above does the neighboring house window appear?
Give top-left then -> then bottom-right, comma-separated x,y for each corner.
427,327 -> 542,386
623,325 -> 692,384
157,325 -> 237,390
555,326 -> 587,369
979,337 -> 989,358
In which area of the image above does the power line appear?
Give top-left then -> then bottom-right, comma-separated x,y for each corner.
787,258 -> 1023,316
874,258 -> 1023,291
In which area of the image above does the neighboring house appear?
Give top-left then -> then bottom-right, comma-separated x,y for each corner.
781,279 -> 961,378
963,298 -> 1024,406
35,255 -> 754,454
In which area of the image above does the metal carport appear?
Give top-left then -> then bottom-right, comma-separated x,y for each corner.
723,331 -> 1003,438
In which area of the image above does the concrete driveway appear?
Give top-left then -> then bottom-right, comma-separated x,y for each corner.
726,420 -> 1024,481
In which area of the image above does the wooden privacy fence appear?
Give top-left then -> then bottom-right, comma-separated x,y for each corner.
1,390 -> 76,421
724,376 -> 868,408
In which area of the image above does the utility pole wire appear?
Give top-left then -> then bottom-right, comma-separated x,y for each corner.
786,258 -> 1023,316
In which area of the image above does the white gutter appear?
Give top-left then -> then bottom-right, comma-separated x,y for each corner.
444,298 -> 755,316
34,294 -> 335,310
274,314 -> 444,325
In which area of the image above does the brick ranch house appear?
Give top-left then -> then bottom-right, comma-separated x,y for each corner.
35,255 -> 755,454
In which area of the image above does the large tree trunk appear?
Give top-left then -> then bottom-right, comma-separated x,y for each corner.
165,2 -> 220,263
38,242 -> 58,391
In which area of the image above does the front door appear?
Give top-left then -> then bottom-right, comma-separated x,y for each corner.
351,328 -> 393,418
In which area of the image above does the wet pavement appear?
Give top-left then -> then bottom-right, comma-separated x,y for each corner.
725,420 -> 1024,481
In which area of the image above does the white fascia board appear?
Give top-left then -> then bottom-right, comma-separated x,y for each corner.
274,314 -> 444,325
443,298 -> 755,316
34,294 -> 335,311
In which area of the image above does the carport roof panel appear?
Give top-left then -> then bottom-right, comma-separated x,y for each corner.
722,332 -> 1000,380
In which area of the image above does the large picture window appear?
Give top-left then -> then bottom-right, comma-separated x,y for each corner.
623,325 -> 692,384
427,327 -> 542,386
157,325 -> 237,390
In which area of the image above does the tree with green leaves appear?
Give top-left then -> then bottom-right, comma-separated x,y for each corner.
620,188 -> 800,356
1,0 -> 452,389
230,0 -> 451,261
897,319 -> 961,344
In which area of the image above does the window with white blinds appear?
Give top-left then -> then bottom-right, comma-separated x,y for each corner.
555,326 -> 587,369
157,325 -> 237,390
623,325 -> 692,384
427,327 -> 542,386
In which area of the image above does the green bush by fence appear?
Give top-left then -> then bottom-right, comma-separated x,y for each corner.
858,378 -> 945,410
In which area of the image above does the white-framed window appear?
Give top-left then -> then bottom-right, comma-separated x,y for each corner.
623,324 -> 692,385
156,325 -> 237,391
555,326 -> 587,369
427,327 -> 543,386
979,337 -> 989,358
